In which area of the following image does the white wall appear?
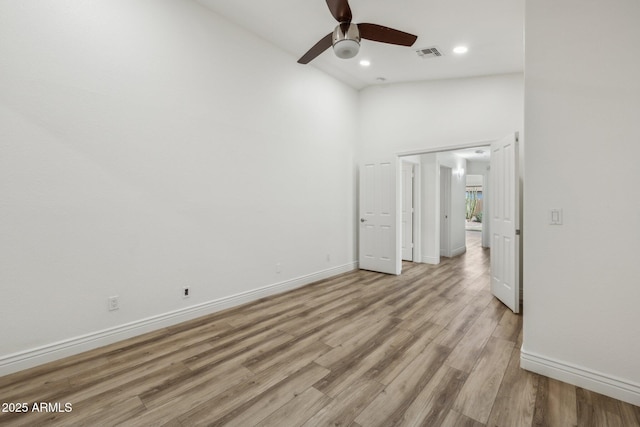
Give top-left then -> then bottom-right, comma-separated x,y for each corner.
522,0 -> 640,405
467,162 -> 490,181
418,152 -> 467,264
437,153 -> 467,257
0,0 -> 358,374
466,174 -> 483,187
420,154 -> 439,264
361,74 -> 523,268
358,73 -> 524,158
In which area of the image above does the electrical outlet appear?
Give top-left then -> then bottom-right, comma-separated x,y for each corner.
108,296 -> 119,311
182,286 -> 190,299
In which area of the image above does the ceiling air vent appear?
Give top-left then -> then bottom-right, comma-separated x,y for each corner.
416,46 -> 443,59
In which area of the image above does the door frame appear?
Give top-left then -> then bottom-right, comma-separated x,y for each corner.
400,160 -> 421,263
440,165 -> 452,258
395,139 -> 496,274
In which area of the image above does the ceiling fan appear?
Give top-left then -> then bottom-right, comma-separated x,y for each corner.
298,0 -> 418,64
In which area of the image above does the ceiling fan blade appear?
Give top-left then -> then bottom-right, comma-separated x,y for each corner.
326,0 -> 352,23
297,33 -> 333,64
358,23 -> 418,46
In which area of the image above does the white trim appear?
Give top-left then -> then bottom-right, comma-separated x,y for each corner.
451,245 -> 467,257
421,255 -> 440,265
439,165 -> 452,258
0,262 -> 357,376
521,348 -> 640,406
412,163 -> 421,264
401,160 -> 415,262
397,140 -> 493,158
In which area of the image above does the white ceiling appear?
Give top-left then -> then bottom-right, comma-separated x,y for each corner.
197,0 -> 524,90
455,146 -> 491,162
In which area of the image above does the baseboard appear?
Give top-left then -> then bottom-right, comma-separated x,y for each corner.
520,348 -> 640,406
451,245 -> 467,257
421,255 -> 440,265
0,261 -> 358,377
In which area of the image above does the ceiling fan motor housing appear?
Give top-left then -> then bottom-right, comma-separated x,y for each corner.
297,0 -> 417,64
332,23 -> 360,59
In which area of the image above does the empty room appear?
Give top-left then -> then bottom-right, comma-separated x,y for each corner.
1,0 -> 639,425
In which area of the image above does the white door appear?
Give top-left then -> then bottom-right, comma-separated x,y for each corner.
440,166 -> 451,258
490,133 -> 520,313
401,162 -> 414,261
359,160 -> 400,275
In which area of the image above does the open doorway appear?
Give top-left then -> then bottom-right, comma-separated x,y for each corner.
456,146 -> 490,249
398,144 -> 491,266
360,135 -> 520,311
465,175 -> 483,232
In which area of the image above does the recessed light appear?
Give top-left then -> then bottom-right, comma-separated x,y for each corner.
359,59 -> 371,67
453,46 -> 468,54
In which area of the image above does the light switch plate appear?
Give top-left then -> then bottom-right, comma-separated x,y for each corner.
549,208 -> 563,225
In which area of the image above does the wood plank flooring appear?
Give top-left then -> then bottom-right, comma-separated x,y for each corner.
1,231 -> 639,426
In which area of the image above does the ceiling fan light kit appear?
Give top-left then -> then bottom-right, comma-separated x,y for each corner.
332,24 -> 361,59
297,0 -> 418,64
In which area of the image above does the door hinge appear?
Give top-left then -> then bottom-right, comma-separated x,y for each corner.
516,229 -> 521,236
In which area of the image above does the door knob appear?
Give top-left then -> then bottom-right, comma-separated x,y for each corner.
360,218 -> 367,223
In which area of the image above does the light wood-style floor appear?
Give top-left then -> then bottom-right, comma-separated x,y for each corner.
1,232 -> 639,426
